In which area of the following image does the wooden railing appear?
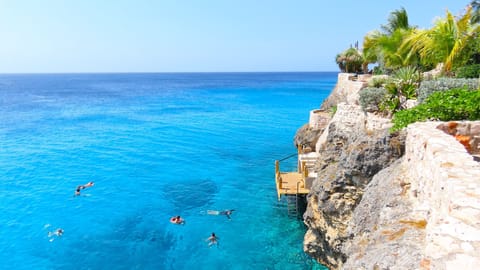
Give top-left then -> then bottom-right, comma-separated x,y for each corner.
275,160 -> 282,200
275,158 -> 308,200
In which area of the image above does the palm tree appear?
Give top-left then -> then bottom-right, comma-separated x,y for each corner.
362,8 -> 416,73
402,6 -> 480,72
381,7 -> 411,34
471,0 -> 480,23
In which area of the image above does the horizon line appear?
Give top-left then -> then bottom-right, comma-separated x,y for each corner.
0,70 -> 339,75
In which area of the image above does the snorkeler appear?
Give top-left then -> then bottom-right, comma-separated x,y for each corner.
206,232 -> 218,247
219,209 -> 235,219
83,181 -> 94,188
74,181 -> 95,196
207,209 -> 235,219
48,228 -> 64,242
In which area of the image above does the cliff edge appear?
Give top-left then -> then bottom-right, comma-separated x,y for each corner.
299,73 -> 480,270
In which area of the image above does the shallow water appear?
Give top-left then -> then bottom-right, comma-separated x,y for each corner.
0,72 -> 335,269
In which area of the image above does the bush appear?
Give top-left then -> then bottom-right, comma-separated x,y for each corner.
391,66 -> 421,100
375,67 -> 422,115
417,78 -> 479,103
372,66 -> 384,75
455,64 -> 480,78
330,105 -> 337,115
391,89 -> 480,132
380,84 -> 400,114
368,76 -> 389,87
359,87 -> 388,112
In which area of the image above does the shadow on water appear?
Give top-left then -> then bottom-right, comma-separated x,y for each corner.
161,179 -> 218,212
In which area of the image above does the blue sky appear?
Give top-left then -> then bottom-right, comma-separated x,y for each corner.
0,0 -> 470,73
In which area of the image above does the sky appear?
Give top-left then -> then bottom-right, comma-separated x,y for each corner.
0,0 -> 470,73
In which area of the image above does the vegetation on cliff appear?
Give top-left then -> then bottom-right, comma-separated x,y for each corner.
335,47 -> 364,73
359,76 -> 479,116
306,3 -> 480,269
349,1 -> 480,131
391,88 -> 480,131
337,1 -> 480,75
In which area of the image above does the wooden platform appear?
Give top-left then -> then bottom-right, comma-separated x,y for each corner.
275,160 -> 309,200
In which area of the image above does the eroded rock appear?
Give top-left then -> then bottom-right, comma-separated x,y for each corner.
303,104 -> 405,269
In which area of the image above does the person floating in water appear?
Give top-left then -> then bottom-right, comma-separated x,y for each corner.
206,232 -> 218,247
48,228 -> 64,242
74,181 -> 95,196
219,209 -> 235,219
170,216 -> 185,225
207,209 -> 235,219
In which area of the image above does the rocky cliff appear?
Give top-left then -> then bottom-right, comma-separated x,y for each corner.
302,103 -> 405,269
298,74 -> 480,270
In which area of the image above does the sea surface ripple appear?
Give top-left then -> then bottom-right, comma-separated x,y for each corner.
0,72 -> 335,270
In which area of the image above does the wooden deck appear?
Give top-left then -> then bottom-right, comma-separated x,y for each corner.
275,160 -> 309,200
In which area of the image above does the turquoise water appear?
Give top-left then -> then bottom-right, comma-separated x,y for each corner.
0,72 -> 335,270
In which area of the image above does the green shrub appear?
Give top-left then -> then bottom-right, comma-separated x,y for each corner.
417,78 -> 479,103
368,76 -> 389,88
359,87 -> 388,112
330,105 -> 337,115
375,67 -> 422,115
372,66 -> 384,75
391,89 -> 480,132
380,81 -> 404,114
455,64 -> 480,78
391,66 -> 421,100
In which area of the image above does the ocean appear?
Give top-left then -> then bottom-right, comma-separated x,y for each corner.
0,72 -> 336,270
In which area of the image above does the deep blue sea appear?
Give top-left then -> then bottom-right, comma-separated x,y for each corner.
0,72 -> 336,270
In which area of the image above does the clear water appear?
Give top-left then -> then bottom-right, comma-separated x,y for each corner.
0,72 -> 335,270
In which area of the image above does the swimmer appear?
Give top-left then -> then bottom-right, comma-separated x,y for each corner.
74,181 -> 95,196
206,232 -> 218,247
74,185 -> 82,196
219,209 -> 235,219
207,209 -> 235,219
170,216 -> 185,225
83,181 -> 94,188
48,228 -> 64,242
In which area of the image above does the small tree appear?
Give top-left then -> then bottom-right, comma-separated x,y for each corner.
335,48 -> 363,73
362,8 -> 416,73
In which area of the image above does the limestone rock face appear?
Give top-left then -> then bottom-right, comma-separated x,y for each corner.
320,83 -> 344,111
320,73 -> 368,111
342,158 -> 426,270
300,72 -> 480,269
343,121 -> 480,269
294,123 -> 328,153
303,104 -> 405,269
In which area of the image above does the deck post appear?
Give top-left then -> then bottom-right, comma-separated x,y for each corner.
297,145 -> 301,172
275,160 -> 282,200
301,161 -> 308,187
